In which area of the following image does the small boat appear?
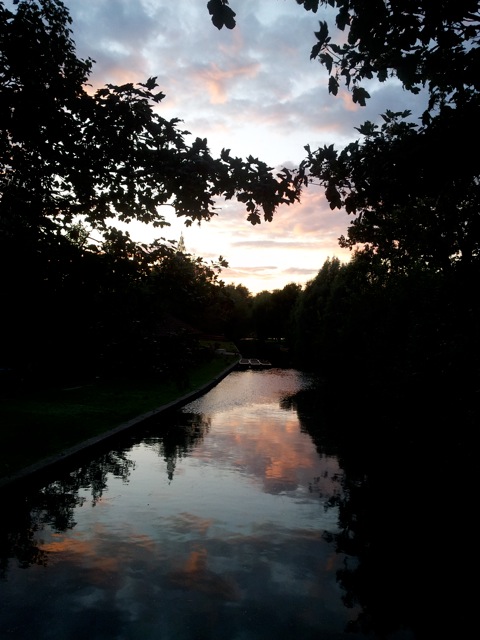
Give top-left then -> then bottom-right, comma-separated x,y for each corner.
237,358 -> 272,370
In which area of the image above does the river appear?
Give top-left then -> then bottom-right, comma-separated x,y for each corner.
0,368 -> 419,639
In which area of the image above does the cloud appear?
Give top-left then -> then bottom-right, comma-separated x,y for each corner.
194,61 -> 261,104
63,0 -> 418,292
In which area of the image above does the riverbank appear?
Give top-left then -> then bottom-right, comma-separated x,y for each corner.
0,348 -> 240,489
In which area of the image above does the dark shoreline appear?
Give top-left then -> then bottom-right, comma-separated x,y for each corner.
0,360 -> 239,493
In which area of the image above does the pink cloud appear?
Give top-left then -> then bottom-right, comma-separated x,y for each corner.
196,62 -> 261,104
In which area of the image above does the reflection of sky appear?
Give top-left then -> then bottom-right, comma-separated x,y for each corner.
0,370 -> 360,639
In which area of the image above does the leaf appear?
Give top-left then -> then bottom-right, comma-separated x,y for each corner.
352,86 -> 370,106
313,21 -> 329,48
306,0 -> 320,11
325,184 -> 342,209
310,42 -> 322,60
336,7 -> 349,31
153,90 -> 165,103
143,77 -> 158,90
319,52 -> 334,74
207,0 -> 236,30
378,68 -> 388,83
355,121 -> 377,136
247,210 -> 261,225
328,76 -> 339,96
223,6 -> 236,29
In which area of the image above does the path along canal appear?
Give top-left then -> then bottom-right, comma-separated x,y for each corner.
0,369 -> 418,639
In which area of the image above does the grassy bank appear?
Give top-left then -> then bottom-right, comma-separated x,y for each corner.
0,344 -> 239,482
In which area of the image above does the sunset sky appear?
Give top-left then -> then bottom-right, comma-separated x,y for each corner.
64,0 -> 426,293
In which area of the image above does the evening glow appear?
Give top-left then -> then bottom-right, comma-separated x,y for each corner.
66,0 -> 425,293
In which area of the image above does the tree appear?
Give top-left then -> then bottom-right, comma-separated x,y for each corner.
221,284 -> 253,341
212,1 -> 479,115
210,1 -> 480,271
300,110 -> 480,272
0,0 -> 301,377
252,283 -> 301,341
251,290 -> 274,341
297,0 -> 480,270
292,256 -> 346,368
1,0 -> 300,235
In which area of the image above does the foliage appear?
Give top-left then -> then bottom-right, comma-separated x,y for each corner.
305,0 -> 479,113
207,0 -> 236,30
220,284 -> 253,341
300,107 -> 480,271
252,283 -> 301,341
1,0 -> 300,235
292,254 -> 480,419
0,0 -> 304,380
292,256 -> 346,368
211,1 -> 480,271
216,1 -> 479,113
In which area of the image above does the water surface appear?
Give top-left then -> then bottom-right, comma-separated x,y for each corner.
1,369 -> 363,639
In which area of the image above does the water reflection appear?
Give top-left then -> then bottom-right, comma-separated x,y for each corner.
142,412 -> 211,482
0,369 -> 368,639
288,383 -> 470,639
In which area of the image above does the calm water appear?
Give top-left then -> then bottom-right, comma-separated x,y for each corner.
0,369 -> 368,639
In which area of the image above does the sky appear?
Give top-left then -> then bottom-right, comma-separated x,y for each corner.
63,0 -> 424,294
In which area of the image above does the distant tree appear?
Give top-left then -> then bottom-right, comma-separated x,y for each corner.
292,257 -> 345,368
251,291 -> 274,341
252,283 -> 301,341
149,250 -> 227,324
221,284 -> 253,341
270,282 -> 302,343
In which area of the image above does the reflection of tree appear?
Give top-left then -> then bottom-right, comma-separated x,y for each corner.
286,384 -> 475,638
0,410 -> 210,577
280,387 -> 340,459
141,411 -> 211,482
0,450 -> 134,577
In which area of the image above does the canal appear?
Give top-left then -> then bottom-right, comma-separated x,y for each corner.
0,368 -> 423,639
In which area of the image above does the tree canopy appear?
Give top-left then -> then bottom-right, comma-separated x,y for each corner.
1,0 -> 300,247
210,1 -> 479,114
2,0 -> 480,383
209,0 -> 480,272
0,0 -> 303,378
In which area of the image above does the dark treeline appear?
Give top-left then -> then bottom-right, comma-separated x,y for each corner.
223,252 -> 479,434
2,2 -> 478,635
293,253 -> 479,427
3,0 -> 479,408
1,224 -> 236,385
0,0 -> 299,388
282,251 -> 479,637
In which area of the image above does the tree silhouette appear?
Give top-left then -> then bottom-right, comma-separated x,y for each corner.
209,1 -> 480,270
0,0 -> 302,379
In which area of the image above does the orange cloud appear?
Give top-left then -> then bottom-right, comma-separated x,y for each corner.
339,88 -> 362,112
192,409 -> 340,493
40,533 -> 92,556
196,62 -> 260,104
167,546 -> 241,600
